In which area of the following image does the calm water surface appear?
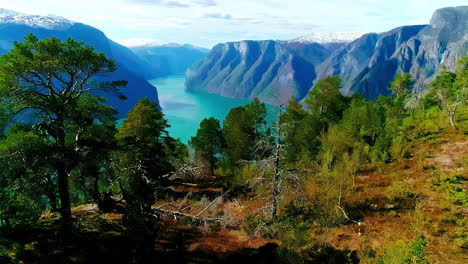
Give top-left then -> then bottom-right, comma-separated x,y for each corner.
151,75 -> 278,142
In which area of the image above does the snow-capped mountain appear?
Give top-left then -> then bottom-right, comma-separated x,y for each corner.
0,8 -> 74,30
290,32 -> 366,44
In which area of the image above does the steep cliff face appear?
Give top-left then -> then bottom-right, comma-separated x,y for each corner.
317,25 -> 428,99
185,40 -> 334,105
0,9 -> 158,117
319,6 -> 468,100
186,6 -> 468,104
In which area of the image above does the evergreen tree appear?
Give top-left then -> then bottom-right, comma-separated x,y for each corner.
305,76 -> 348,126
114,98 -> 177,227
245,98 -> 267,143
0,34 -> 125,238
222,99 -> 269,166
0,127 -> 53,227
281,97 -> 321,164
223,106 -> 251,165
190,117 -> 225,175
390,73 -> 413,101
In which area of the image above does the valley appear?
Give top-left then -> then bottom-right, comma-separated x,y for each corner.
0,3 -> 467,264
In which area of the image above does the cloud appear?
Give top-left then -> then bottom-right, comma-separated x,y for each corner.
127,0 -> 216,8
202,12 -> 233,19
200,12 -> 260,22
192,0 -> 216,7
134,17 -> 193,28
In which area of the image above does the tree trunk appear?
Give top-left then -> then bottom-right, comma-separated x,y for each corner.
272,106 -> 282,218
57,161 -> 72,240
93,166 -> 100,203
46,173 -> 58,211
449,113 -> 457,130
55,115 -> 73,240
272,147 -> 281,218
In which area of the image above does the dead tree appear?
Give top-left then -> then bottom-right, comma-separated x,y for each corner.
152,191 -> 230,226
271,106 -> 283,218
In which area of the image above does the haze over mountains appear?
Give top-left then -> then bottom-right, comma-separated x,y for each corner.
186,6 -> 468,104
131,43 -> 209,77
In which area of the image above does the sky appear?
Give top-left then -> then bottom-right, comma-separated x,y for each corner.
1,0 -> 467,48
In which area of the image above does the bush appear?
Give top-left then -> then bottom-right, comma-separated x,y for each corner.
378,236 -> 429,264
0,191 -> 44,229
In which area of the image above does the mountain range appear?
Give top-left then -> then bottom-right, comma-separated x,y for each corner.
186,6 -> 468,104
1,6 -> 466,110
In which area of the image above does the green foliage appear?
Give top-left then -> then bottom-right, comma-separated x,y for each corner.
245,98 -> 268,143
0,101 -> 8,135
378,236 -> 429,264
305,76 -> 348,125
424,58 -> 468,129
190,117 -> 225,175
390,73 -> 413,101
114,98 -> 181,226
222,99 -> 269,166
0,129 -> 51,227
281,97 -> 322,164
223,106 -> 252,164
386,181 -> 410,201
0,34 -> 125,236
432,174 -> 467,207
0,34 -> 125,112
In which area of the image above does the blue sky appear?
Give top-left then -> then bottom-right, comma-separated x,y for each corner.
2,0 -> 467,48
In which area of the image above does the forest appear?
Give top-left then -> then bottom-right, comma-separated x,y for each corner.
0,35 -> 467,264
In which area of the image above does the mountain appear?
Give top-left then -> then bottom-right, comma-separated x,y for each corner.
0,8 -> 158,117
318,6 -> 468,100
130,43 -> 209,77
186,6 -> 468,104
185,40 -> 337,105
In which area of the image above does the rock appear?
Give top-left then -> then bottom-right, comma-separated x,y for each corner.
186,6 -> 468,104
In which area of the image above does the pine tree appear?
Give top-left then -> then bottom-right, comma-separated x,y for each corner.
0,34 -> 125,239
190,117 -> 225,175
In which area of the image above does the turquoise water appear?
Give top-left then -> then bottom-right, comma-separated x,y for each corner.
150,75 -> 277,143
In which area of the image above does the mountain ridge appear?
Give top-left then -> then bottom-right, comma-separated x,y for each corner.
185,6 -> 468,104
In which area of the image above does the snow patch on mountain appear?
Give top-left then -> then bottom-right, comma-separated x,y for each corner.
0,8 -> 75,30
290,32 -> 366,44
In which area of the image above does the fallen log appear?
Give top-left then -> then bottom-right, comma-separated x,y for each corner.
152,206 -> 224,224
152,191 -> 230,225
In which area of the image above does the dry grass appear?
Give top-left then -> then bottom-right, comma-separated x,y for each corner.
324,130 -> 468,263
